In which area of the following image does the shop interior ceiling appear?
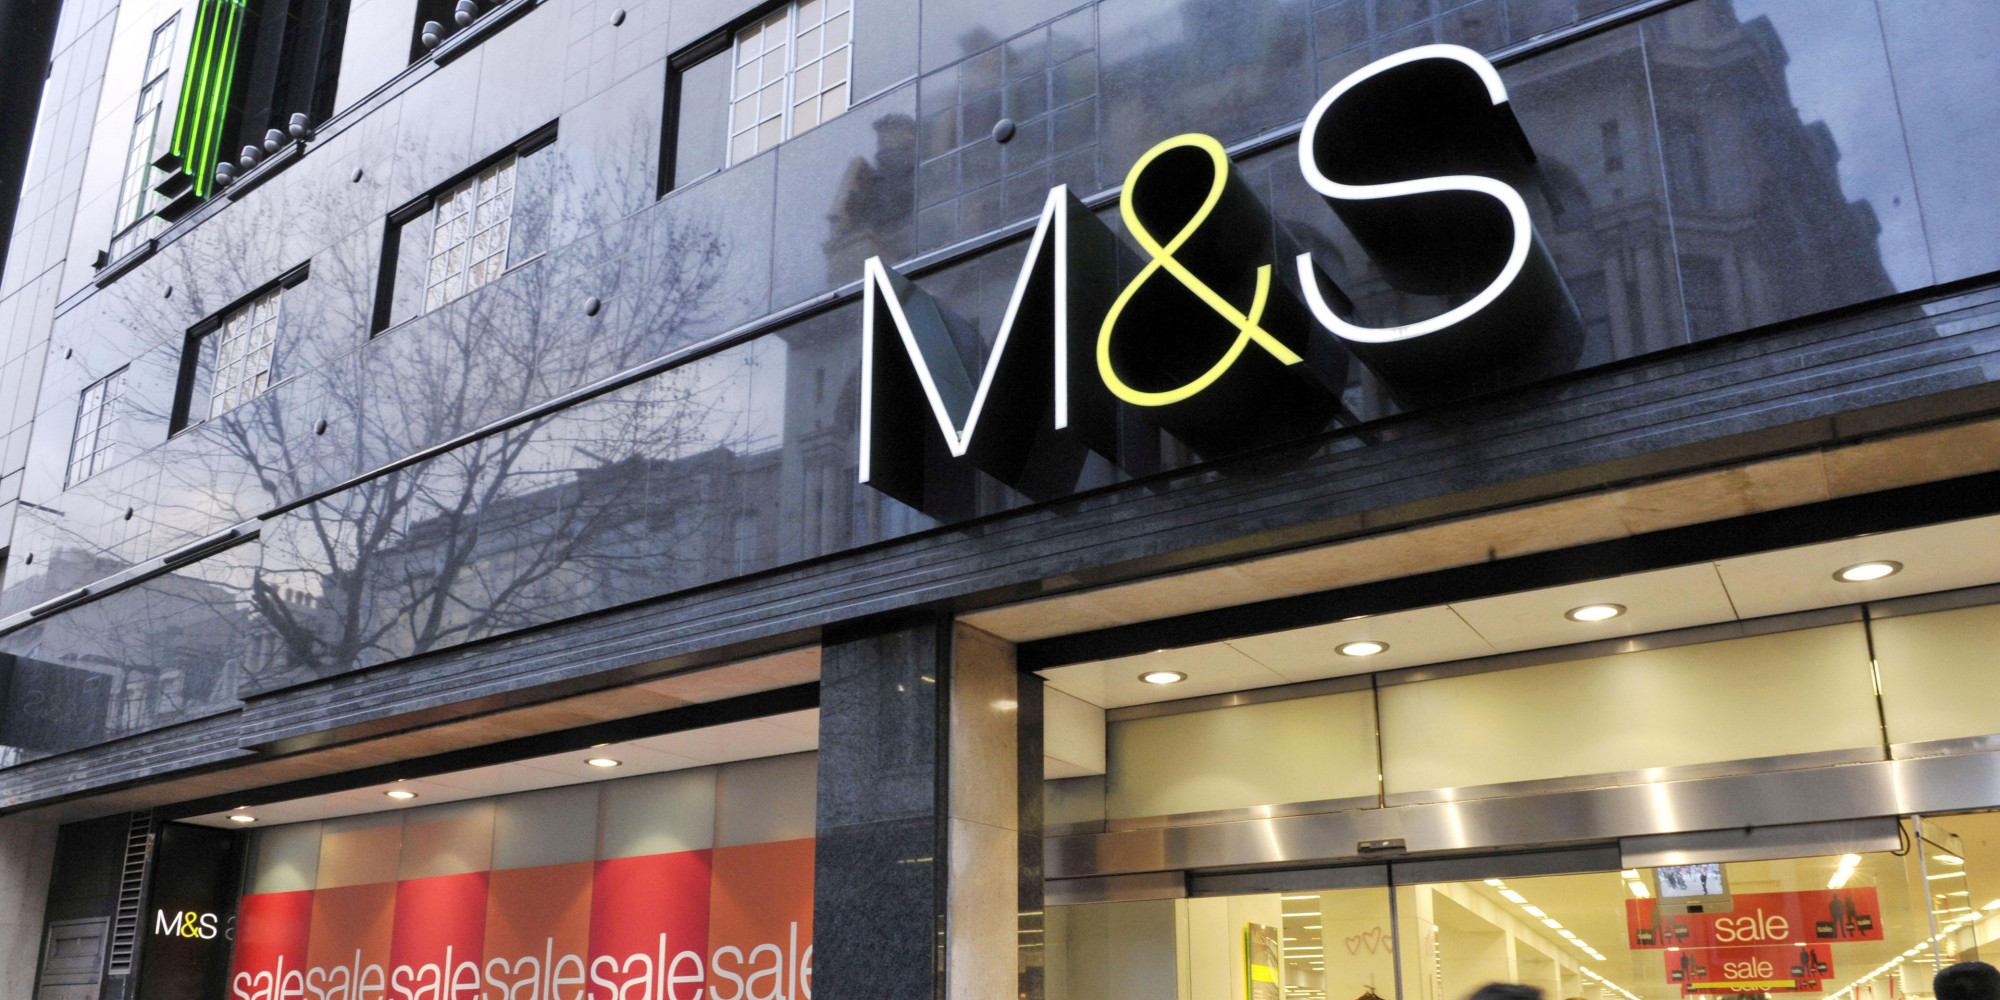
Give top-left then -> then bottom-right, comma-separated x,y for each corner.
178,709 -> 818,828
1030,510 -> 2000,710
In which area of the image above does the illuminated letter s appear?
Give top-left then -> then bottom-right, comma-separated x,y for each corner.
1296,44 -> 1578,389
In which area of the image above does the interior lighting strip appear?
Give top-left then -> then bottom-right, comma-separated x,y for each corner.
1485,879 -> 1608,962
1824,901 -> 2000,1000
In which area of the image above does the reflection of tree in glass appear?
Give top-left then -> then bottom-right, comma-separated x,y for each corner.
0,109 -> 779,731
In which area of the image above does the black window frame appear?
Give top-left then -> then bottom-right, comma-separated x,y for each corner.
660,30 -> 735,198
170,261 -> 312,435
370,121 -> 559,336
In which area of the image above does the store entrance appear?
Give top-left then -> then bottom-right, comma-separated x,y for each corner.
1046,818 -> 2000,1000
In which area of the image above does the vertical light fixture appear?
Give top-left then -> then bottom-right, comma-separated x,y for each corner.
171,0 -> 248,197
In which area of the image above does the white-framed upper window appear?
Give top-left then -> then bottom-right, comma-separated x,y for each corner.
208,285 -> 282,417
728,0 -> 852,165
110,16 -> 180,259
425,153 -> 516,311
68,368 -> 129,487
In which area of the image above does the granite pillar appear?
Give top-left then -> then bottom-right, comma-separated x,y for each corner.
814,617 -> 1042,1000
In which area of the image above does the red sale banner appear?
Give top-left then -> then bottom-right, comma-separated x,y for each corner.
304,882 -> 395,1000
1628,888 -> 1882,950
589,850 -> 714,1000
1666,945 -> 1834,993
232,890 -> 315,1000
709,839 -> 815,1000
389,872 -> 490,1000
486,863 -> 593,1000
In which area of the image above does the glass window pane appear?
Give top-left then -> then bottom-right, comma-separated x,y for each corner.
825,10 -> 849,43
797,27 -> 822,64
675,49 -> 732,182
794,96 -> 820,131
761,48 -> 785,81
794,59 -> 821,96
757,116 -> 781,151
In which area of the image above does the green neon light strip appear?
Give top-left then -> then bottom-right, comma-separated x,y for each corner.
173,0 -> 216,193
172,0 -> 218,161
171,0 -> 246,199
197,0 -> 243,196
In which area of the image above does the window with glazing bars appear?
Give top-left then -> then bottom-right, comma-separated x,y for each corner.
727,0 -> 852,164
109,16 -> 180,259
425,153 -> 515,311
207,285 -> 281,417
68,368 -> 128,487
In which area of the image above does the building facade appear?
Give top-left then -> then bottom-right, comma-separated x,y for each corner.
1,0 -> 2000,999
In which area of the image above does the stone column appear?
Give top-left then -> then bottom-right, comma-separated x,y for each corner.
813,617 -> 1041,1000
0,814 -> 57,1000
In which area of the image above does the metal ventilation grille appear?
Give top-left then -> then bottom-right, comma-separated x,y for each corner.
106,811 -> 155,974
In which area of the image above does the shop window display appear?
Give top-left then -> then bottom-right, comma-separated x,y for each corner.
225,753 -> 816,1000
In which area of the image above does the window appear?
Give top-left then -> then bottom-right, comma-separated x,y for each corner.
68,368 -> 129,487
727,0 -> 852,164
109,16 -> 179,259
373,128 -> 552,334
425,154 -> 515,311
206,286 -> 283,416
1599,119 -> 1624,174
174,269 -> 305,432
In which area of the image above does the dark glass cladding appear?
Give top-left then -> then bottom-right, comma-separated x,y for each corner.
3,0 -> 1998,759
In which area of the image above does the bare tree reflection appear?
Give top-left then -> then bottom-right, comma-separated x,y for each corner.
0,108 -> 788,751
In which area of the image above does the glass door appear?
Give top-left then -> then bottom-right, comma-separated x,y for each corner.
1044,816 -> 2000,1000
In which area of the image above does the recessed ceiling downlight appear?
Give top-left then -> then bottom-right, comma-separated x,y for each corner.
1565,603 -> 1626,622
1336,640 -> 1388,657
385,789 -> 418,800
1139,670 -> 1187,685
1835,560 -> 1902,583
228,814 -> 257,823
586,757 -> 622,768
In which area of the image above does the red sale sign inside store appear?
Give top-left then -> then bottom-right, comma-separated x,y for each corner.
1665,944 -> 1834,993
1628,889 -> 1882,950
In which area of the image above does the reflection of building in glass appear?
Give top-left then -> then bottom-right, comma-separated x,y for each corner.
1639,2 -> 1899,340
0,546 -> 252,761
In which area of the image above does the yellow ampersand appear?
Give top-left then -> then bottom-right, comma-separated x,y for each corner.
1097,133 -> 1304,406
180,911 -> 202,937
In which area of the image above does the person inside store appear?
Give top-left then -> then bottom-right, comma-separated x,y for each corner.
1936,962 -> 2000,1000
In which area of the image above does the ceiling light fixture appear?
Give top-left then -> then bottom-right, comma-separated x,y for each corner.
1627,879 -> 1652,899
228,814 -> 258,823
1835,561 -> 1902,583
385,789 -> 418,800
1829,853 -> 1862,889
1565,603 -> 1626,622
1139,670 -> 1187,685
1934,853 -> 1966,866
586,757 -> 622,768
1337,640 -> 1388,657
